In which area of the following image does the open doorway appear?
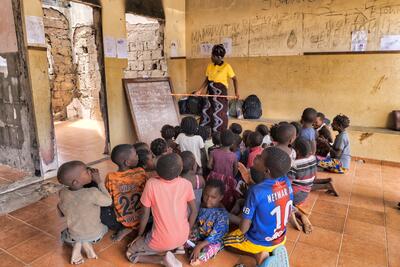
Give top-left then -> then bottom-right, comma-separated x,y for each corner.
124,14 -> 167,79
42,0 -> 109,165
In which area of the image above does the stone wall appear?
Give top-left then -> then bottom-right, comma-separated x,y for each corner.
69,26 -> 102,120
43,8 -> 77,120
125,18 -> 168,78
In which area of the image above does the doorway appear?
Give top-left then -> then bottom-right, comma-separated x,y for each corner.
42,0 -> 109,165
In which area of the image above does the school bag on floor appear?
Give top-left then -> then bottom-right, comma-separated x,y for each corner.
243,94 -> 262,119
389,110 -> 400,131
229,99 -> 244,119
187,93 -> 204,115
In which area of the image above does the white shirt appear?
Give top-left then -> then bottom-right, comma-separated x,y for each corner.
175,133 -> 205,167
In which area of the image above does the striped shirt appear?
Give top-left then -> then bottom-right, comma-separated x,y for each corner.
287,155 -> 317,193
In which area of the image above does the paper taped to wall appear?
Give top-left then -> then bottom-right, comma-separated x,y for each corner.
351,31 -> 367,52
104,36 -> 117,58
380,35 -> 400,51
200,43 -> 213,56
25,16 -> 46,46
116,38 -> 128,59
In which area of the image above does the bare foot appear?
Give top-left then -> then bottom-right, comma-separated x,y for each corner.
164,251 -> 182,267
112,228 -> 132,242
326,182 -> 339,197
299,213 -> 313,234
289,212 -> 302,231
71,242 -> 84,265
190,258 -> 202,266
82,242 -> 98,259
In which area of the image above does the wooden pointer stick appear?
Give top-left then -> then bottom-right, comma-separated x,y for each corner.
170,93 -> 237,99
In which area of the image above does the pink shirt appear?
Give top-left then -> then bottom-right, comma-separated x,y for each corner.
247,146 -> 263,168
140,177 -> 195,251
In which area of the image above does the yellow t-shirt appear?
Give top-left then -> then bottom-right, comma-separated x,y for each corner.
206,62 -> 235,88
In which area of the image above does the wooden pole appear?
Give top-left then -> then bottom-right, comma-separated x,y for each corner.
171,93 -> 237,99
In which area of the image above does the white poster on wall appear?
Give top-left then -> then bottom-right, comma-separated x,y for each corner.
116,38 -> 128,59
222,37 -> 233,55
200,43 -> 213,56
25,16 -> 46,46
170,40 -> 178,58
380,35 -> 400,51
104,36 -> 117,58
351,31 -> 367,52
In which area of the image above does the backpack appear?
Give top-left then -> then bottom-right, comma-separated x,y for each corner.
178,97 -> 189,114
243,95 -> 262,119
228,99 -> 244,118
187,94 -> 204,115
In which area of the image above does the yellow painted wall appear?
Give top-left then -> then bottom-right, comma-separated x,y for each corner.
101,0 -> 135,148
22,0 -> 57,175
185,0 -> 400,162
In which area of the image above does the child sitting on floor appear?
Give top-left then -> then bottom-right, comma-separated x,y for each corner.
224,147 -> 293,267
181,151 -> 205,211
126,153 -> 198,266
57,161 -> 112,265
186,179 -> 229,266
176,116 -> 206,172
246,131 -> 263,168
208,131 -> 221,155
318,114 -> 351,174
256,124 -> 272,148
133,142 -> 150,152
137,149 -> 156,177
151,138 -> 170,165
229,123 -> 243,135
300,108 -> 318,154
271,123 -> 297,164
287,138 -> 315,234
103,144 -> 147,241
208,129 -> 238,210
161,124 -> 180,154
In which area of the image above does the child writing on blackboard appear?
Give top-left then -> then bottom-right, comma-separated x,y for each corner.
176,116 -> 207,173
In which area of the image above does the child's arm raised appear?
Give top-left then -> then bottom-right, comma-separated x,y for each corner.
188,199 -> 198,229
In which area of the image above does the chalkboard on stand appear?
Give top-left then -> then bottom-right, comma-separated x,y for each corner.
123,78 -> 180,145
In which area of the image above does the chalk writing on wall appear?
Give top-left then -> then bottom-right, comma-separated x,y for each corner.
188,0 -> 400,58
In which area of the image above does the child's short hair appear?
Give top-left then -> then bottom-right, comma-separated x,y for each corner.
161,124 -> 176,140
212,44 -> 226,58
211,132 -> 221,146
57,160 -> 86,185
273,123 -> 296,144
220,129 -> 235,147
197,126 -> 211,142
137,149 -> 151,168
242,130 -> 252,146
255,124 -> 269,136
205,178 -> 225,196
250,167 -> 265,184
133,142 -> 149,152
263,147 -> 291,178
229,123 -> 243,135
232,134 -> 242,150
249,131 -> 263,148
156,153 -> 182,180
293,138 -> 312,158
180,151 -> 196,175
111,144 -> 135,166
333,114 -> 350,129
316,112 -> 325,120
150,138 -> 167,157
301,108 -> 317,124
290,121 -> 302,137
181,116 -> 198,135
174,126 -> 181,139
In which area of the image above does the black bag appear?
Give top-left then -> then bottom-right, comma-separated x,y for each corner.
187,94 -> 204,115
178,97 -> 189,114
243,95 -> 262,119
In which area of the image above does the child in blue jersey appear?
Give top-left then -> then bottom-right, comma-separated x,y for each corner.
224,147 -> 293,266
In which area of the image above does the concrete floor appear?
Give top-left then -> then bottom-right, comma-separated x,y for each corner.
0,160 -> 399,266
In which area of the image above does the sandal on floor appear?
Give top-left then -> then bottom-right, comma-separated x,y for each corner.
172,246 -> 185,255
259,246 -> 289,267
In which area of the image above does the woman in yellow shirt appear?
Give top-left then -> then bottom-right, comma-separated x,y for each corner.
195,44 -> 239,132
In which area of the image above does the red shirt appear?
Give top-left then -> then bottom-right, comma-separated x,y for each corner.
247,146 -> 263,168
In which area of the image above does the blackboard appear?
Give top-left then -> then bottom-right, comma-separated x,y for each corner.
124,78 -> 180,145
